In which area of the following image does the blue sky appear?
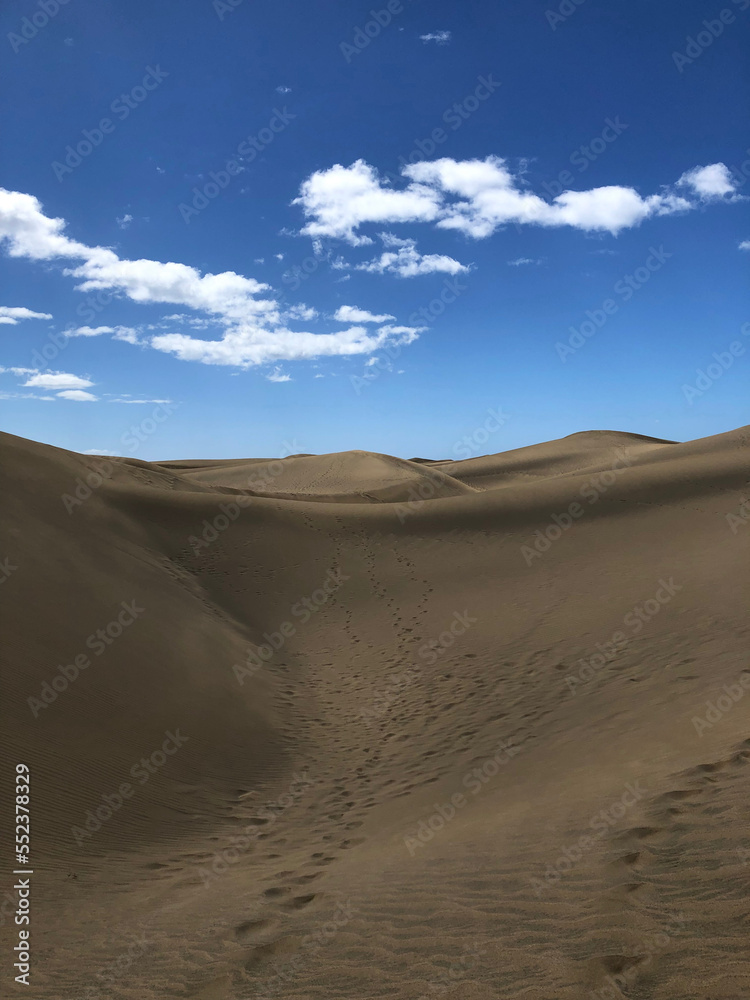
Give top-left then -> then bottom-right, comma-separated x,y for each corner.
0,0 -> 748,460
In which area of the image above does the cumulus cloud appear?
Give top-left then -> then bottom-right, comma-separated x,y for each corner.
292,159 -> 442,245
22,371 -> 94,390
266,367 -> 292,382
678,163 -> 736,199
356,234 -> 470,277
333,305 -> 396,324
57,389 -> 98,401
293,156 -> 738,244
116,213 -> 133,229
285,304 -> 318,321
0,305 -> 52,325
0,187 -> 422,368
420,31 -> 451,44
739,240 -> 750,251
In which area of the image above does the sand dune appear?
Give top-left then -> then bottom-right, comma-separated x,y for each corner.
1,426 -> 749,998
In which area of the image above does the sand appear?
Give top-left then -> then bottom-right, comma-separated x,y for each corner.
1,425 -> 749,999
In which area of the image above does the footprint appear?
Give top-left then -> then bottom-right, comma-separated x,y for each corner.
284,894 -> 317,910
234,918 -> 272,941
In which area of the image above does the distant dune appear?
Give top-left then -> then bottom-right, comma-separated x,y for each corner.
1,426 -> 749,999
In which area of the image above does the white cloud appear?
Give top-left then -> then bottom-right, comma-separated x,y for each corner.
0,305 -> 52,325
420,31 -> 451,44
108,397 -> 173,404
274,253 -> 285,261
266,367 -> 291,382
0,187 -> 422,368
294,157 -> 738,244
116,213 -> 133,229
507,257 -> 542,266
276,85 -> 292,94
739,240 -> 750,251
57,389 -> 98,401
65,324 -> 140,343
333,305 -> 396,324
678,163 -> 736,199
0,365 -> 36,375
84,448 -> 116,455
356,234 -> 470,277
292,159 -> 442,245
285,304 -> 318,321
23,371 -> 93,390
0,391 -> 56,401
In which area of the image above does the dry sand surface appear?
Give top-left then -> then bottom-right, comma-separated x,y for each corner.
1,425 -> 749,999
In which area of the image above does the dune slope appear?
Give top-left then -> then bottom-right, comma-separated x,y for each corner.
1,426 -> 749,999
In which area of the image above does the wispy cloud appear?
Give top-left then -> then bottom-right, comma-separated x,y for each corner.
66,324 -> 140,343
266,367 -> 292,382
0,305 -> 52,325
507,257 -> 542,266
356,234 -> 470,277
116,213 -> 133,229
420,31 -> 451,44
